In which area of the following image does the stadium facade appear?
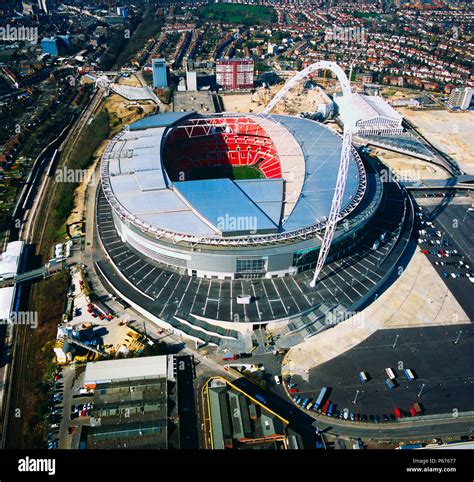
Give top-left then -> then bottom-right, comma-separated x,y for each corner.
100,112 -> 380,281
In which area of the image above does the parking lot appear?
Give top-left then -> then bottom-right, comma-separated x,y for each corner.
415,198 -> 474,320
289,325 -> 474,421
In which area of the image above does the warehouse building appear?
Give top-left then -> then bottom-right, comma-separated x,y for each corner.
206,378 -> 290,449
82,355 -> 178,449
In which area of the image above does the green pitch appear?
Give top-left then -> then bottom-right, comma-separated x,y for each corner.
198,4 -> 276,25
190,165 -> 263,181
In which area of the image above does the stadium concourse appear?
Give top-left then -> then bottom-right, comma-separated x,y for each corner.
93,111 -> 414,351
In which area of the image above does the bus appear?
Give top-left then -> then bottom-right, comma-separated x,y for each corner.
404,368 -> 416,381
385,378 -> 396,390
385,368 -> 396,380
313,387 -> 328,410
327,402 -> 334,417
359,371 -> 368,383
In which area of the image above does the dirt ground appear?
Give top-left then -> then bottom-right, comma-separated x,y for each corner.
397,108 -> 474,175
116,74 -> 142,87
374,149 -> 450,180
221,84 -> 331,115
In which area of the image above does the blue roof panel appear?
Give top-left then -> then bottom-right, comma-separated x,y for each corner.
235,179 -> 284,226
174,179 -> 279,236
270,115 -> 360,231
129,112 -> 195,131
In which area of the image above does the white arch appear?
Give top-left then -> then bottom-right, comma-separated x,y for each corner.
263,61 -> 354,288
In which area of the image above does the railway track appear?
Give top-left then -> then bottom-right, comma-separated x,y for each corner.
1,87 -> 104,449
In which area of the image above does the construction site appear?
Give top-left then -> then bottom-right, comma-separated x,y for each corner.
53,265 -> 155,365
220,75 -> 334,116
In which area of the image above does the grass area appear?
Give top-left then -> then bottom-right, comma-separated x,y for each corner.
232,165 -> 263,180
352,12 -> 384,19
198,3 -> 276,26
49,110 -> 110,241
189,165 -> 263,181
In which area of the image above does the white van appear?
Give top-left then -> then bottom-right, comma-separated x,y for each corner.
236,294 -> 252,305
274,375 -> 281,385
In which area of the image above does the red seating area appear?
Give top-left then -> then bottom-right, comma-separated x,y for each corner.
163,117 -> 282,180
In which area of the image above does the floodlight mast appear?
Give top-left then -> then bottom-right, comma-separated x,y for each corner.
263,61 -> 353,288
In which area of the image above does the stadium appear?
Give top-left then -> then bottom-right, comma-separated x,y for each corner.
95,79 -> 413,349
100,112 -> 371,279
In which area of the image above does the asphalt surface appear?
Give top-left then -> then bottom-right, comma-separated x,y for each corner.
291,325 -> 474,418
176,355 -> 199,449
414,199 -> 474,320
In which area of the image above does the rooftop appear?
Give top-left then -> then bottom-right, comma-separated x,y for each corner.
84,355 -> 168,385
101,113 -> 365,244
0,241 -> 24,277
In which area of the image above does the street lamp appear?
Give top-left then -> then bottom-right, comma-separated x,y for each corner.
417,383 -> 425,398
454,330 -> 462,345
462,208 -> 471,222
353,389 -> 359,405
392,334 -> 399,349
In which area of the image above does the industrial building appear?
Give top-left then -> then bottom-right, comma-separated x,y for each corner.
216,58 -> 254,91
335,92 -> 404,136
0,241 -> 24,321
82,355 -> 178,449
40,35 -> 71,57
206,378 -> 293,449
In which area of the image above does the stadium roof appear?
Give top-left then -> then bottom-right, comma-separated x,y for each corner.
129,111 -> 194,131
270,115 -> 361,230
101,113 -> 365,242
175,179 -> 281,236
